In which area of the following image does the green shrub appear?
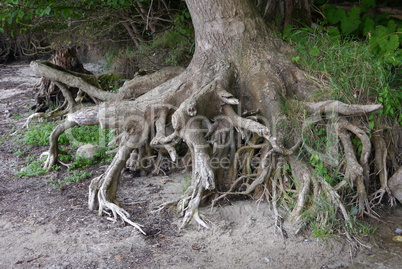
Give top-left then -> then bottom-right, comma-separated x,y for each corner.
320,0 -> 402,66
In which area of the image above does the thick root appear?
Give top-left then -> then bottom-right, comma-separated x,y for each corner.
288,155 -> 313,222
371,129 -> 394,205
88,133 -> 147,234
42,120 -> 78,170
89,173 -> 146,235
304,101 -> 382,116
180,183 -> 209,229
31,61 -> 117,101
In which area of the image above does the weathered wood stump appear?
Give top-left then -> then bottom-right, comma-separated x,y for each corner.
32,46 -> 92,112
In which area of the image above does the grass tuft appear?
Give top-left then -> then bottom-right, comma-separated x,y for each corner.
14,120 -> 116,188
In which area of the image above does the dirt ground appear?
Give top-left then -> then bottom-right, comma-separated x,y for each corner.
0,61 -> 401,269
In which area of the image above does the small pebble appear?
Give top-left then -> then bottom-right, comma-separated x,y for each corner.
123,197 -> 133,203
392,235 -> 402,242
264,257 -> 270,263
119,231 -> 128,237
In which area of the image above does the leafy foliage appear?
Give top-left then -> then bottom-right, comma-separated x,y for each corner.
23,121 -> 61,146
321,0 -> 402,66
0,0 -> 189,61
22,121 -> 115,148
97,73 -> 126,92
149,10 -> 194,65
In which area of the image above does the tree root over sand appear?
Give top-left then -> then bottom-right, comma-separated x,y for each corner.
30,57 -> 400,238
27,0 -> 401,238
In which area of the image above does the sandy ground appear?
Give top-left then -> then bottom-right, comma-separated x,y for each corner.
0,61 -> 401,269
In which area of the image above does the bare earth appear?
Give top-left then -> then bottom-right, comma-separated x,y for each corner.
0,61 -> 401,269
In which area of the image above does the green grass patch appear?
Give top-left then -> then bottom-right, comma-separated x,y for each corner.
14,120 -> 116,188
47,170 -> 92,189
284,28 -> 385,103
23,121 -> 60,146
21,120 -> 115,148
15,156 -> 58,178
283,25 -> 402,124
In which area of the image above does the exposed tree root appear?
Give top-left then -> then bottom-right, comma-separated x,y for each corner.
42,120 -> 78,170
28,0 -> 402,240
31,54 -> 398,237
88,131 -> 148,234
371,129 -> 395,206
304,101 -> 382,116
26,62 -> 185,130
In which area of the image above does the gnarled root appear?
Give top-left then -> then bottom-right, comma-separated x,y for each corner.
180,183 -> 209,229
335,118 -> 374,216
288,155 -> 352,235
29,34 -> 400,240
40,105 -> 99,170
88,133 -> 146,234
89,173 -> 146,235
178,119 -> 215,228
371,129 -> 395,206
42,120 -> 78,170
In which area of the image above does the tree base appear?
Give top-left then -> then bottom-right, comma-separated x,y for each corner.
28,0 -> 401,238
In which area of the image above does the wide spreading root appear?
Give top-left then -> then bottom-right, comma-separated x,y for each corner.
31,58 -> 401,238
